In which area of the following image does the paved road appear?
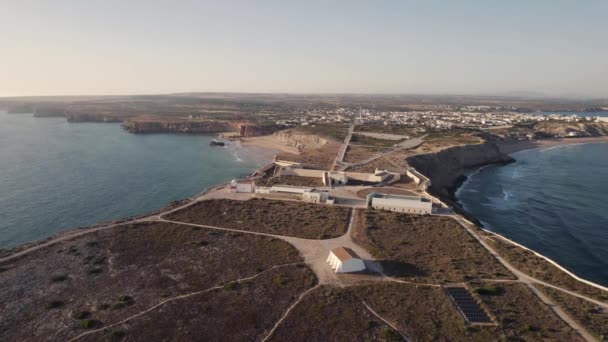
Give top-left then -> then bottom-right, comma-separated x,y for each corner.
332,124 -> 355,171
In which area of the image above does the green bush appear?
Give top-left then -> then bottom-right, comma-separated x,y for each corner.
223,282 -> 240,291
88,267 -> 103,275
112,295 -> 135,309
72,311 -> 91,319
51,274 -> 68,282
46,300 -> 64,309
104,330 -> 127,341
80,319 -> 101,329
475,286 -> 504,296
379,327 -> 401,341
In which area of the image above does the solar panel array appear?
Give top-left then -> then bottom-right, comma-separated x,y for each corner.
446,287 -> 492,324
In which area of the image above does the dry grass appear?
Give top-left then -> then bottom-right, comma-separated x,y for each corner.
267,285 -> 402,342
474,282 -> 584,341
263,175 -> 324,187
350,134 -> 405,147
106,264 -> 317,341
343,145 -> 387,164
487,236 -> 608,302
278,139 -> 341,169
0,222 -> 308,341
165,198 -> 351,239
356,212 -> 514,283
539,285 -> 608,341
352,282 -> 496,341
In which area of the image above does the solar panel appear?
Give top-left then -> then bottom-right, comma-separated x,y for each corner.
445,287 -> 492,324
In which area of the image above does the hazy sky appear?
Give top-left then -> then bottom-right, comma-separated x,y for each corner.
1,1 -> 607,97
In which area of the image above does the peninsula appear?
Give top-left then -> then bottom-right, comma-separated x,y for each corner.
1,94 -> 608,341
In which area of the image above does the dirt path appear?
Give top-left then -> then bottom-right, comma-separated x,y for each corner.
363,301 -> 411,342
67,262 -> 304,342
452,215 -> 599,342
261,284 -> 321,342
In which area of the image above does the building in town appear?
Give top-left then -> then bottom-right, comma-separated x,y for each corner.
326,247 -> 366,273
366,193 -> 433,214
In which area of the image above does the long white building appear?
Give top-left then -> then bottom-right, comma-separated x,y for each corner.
366,193 -> 433,214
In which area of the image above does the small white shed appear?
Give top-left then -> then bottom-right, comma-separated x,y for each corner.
326,247 -> 366,273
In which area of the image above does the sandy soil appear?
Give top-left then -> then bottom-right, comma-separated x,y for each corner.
498,136 -> 608,155
241,135 -> 301,154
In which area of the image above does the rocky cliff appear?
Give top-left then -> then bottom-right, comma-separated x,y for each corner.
66,113 -> 125,122
121,118 -> 239,134
240,124 -> 286,137
407,141 -> 514,202
121,117 -> 283,136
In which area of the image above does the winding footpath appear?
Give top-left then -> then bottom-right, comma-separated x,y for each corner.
1,185 -> 607,341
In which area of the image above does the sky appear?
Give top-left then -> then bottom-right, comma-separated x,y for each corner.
1,1 -> 607,98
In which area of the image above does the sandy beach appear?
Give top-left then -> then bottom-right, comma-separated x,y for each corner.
240,135 -> 302,154
498,136 -> 608,155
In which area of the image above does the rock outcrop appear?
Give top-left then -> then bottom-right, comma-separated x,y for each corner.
407,141 -> 514,202
273,130 -> 327,152
121,117 -> 284,136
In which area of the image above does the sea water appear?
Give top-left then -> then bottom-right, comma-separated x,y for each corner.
457,142 -> 608,286
0,112 -> 268,248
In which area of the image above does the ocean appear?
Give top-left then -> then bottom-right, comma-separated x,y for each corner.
457,142 -> 608,286
0,112 -> 268,248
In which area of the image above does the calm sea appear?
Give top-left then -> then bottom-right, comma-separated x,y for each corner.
0,112 -> 269,248
457,142 -> 608,286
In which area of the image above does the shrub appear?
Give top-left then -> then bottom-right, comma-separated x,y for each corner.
72,311 -> 91,319
104,330 -> 127,341
475,286 -> 504,296
379,327 -> 401,341
223,282 -> 240,291
96,303 -> 110,311
80,319 -> 101,329
51,274 -> 68,282
112,296 -> 135,310
46,300 -> 64,309
88,267 -> 103,275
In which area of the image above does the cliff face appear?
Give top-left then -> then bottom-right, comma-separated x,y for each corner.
121,119 -> 239,134
240,124 -> 285,137
66,113 -> 124,122
407,142 -> 514,201
273,130 -> 327,152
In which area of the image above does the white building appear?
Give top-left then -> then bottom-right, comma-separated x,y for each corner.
326,247 -> 366,273
366,193 -> 433,214
232,179 -> 255,193
302,189 -> 330,203
269,185 -> 314,195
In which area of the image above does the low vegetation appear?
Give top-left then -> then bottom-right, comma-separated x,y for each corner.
350,133 -> 404,148
117,264 -> 317,341
166,198 -> 351,239
355,211 -> 513,283
295,123 -> 350,141
539,285 -> 608,341
475,282 -> 583,341
277,139 -> 341,169
0,222 -> 309,341
263,175 -> 324,187
267,286 -> 401,341
486,236 -> 608,301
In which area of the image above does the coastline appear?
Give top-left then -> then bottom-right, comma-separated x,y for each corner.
497,135 -> 608,155
452,136 -> 608,288
240,134 -> 301,154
